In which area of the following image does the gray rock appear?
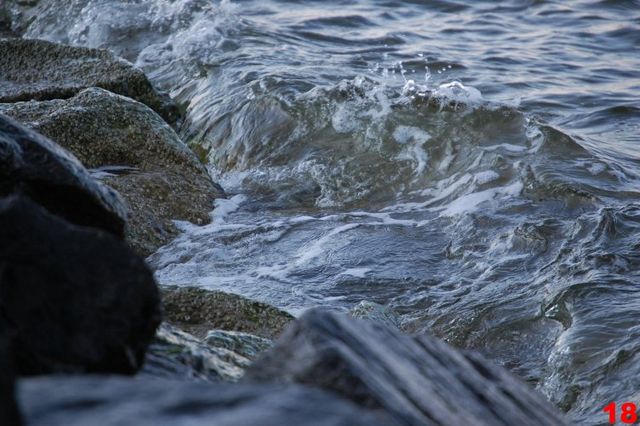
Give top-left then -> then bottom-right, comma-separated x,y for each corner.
204,330 -> 272,360
245,309 -> 568,426
0,38 -> 179,124
161,286 -> 294,339
0,113 -> 126,236
0,88 -> 222,255
142,323 -> 248,383
0,195 -> 160,375
350,300 -> 402,329
18,376 -> 392,426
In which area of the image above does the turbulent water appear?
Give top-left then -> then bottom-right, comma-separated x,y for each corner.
14,0 -> 640,423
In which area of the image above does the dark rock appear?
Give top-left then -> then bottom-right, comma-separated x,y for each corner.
0,325 -> 22,426
0,88 -> 223,255
245,309 -> 568,426
18,376 -> 393,426
0,113 -> 126,236
0,195 -> 161,375
161,286 -> 294,339
0,38 -> 179,124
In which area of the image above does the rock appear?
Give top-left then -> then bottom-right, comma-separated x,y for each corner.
0,326 -> 22,426
0,113 -> 126,236
0,38 -> 179,124
142,323 -> 249,383
245,309 -> 568,426
0,88 -> 223,255
161,286 -> 294,339
18,376 -> 393,426
204,330 -> 272,360
0,195 -> 161,375
0,4 -> 13,38
350,300 -> 402,329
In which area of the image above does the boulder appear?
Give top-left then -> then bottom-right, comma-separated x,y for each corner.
0,38 -> 179,124
142,323 -> 251,383
0,88 -> 223,255
245,309 -> 568,426
0,195 -> 161,375
18,376 -> 393,426
0,113 -> 126,236
161,286 -> 294,339
0,326 -> 22,426
204,329 -> 271,360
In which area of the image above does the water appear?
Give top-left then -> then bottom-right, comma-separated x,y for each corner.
12,0 -> 640,423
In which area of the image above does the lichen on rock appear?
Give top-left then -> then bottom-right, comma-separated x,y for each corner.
0,88 -> 223,255
161,286 -> 294,340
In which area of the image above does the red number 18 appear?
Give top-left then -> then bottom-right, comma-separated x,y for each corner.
604,402 -> 638,424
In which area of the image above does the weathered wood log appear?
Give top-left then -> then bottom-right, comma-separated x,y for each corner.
245,309 -> 568,426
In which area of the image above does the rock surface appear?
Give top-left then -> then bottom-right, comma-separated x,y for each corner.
161,286 -> 294,339
0,113 -> 126,236
0,327 -> 21,426
0,38 -> 179,124
246,309 -> 568,426
142,323 -> 251,382
0,88 -> 223,255
0,195 -> 160,375
349,300 -> 403,329
18,376 -> 392,426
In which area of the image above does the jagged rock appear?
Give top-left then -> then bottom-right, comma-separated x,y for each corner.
161,286 -> 294,339
0,88 -> 223,255
245,309 -> 568,426
18,376 -> 393,426
0,38 -> 179,124
350,300 -> 402,329
0,195 -> 160,375
142,323 -> 248,382
204,330 -> 272,360
0,113 -> 126,236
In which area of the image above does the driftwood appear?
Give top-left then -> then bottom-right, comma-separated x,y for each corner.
246,309 -> 568,426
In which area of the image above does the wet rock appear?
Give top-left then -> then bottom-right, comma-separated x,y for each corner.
0,326 -> 22,426
0,38 -> 179,124
349,300 -> 402,329
246,309 -> 568,426
0,88 -> 223,255
161,286 -> 294,339
0,113 -> 126,236
142,323 -> 249,383
18,376 -> 392,426
204,330 -> 272,360
0,195 -> 161,375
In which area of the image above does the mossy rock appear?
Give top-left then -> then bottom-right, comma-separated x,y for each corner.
161,286 -> 294,340
0,88 -> 223,255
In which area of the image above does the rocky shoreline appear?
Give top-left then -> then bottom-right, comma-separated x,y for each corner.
0,33 -> 567,425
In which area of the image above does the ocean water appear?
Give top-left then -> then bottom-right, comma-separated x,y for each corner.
12,0 -> 640,423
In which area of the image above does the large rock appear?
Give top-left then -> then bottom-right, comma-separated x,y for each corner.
245,309 -> 568,426
0,195 -> 161,375
0,38 -> 179,124
142,323 -> 254,383
0,326 -> 21,426
0,88 -> 223,255
0,113 -> 126,236
161,286 -> 294,339
18,376 -> 393,426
